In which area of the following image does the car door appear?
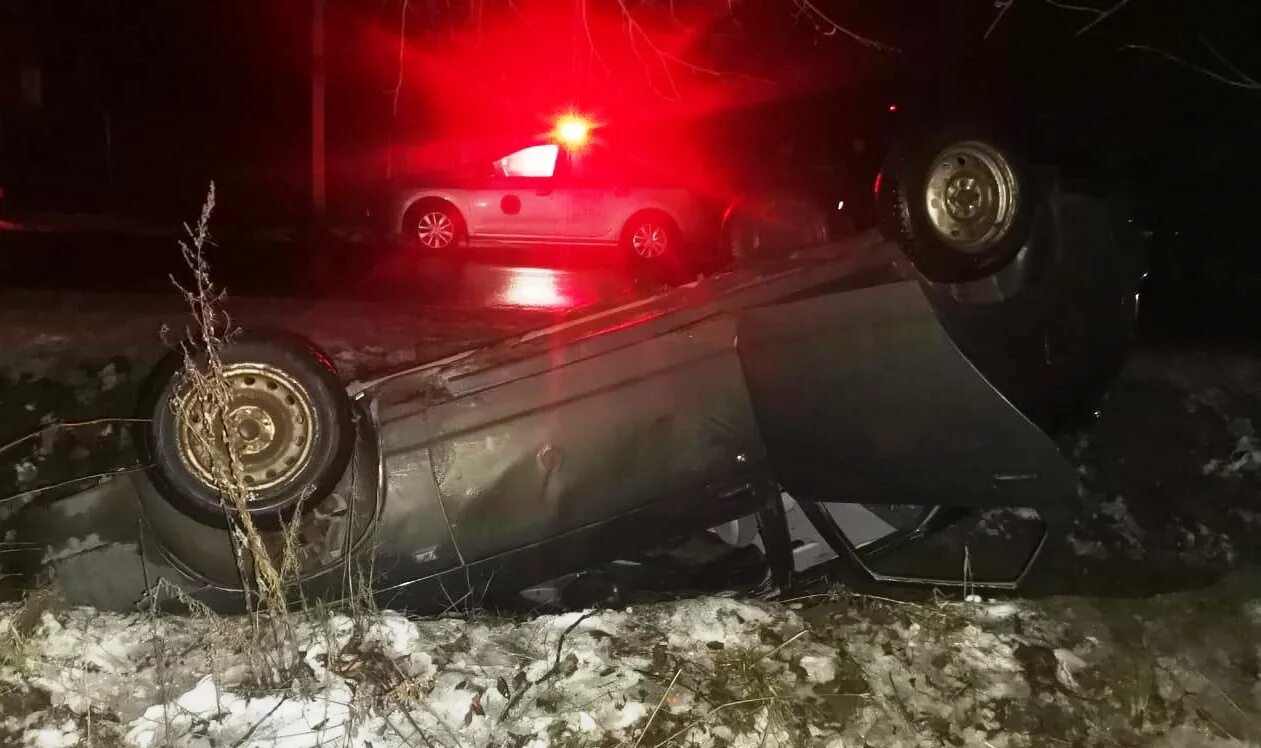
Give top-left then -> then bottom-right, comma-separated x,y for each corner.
401,312 -> 776,591
467,144 -> 567,241
736,279 -> 1078,515
557,146 -> 627,240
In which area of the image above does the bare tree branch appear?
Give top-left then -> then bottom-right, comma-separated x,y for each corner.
792,0 -> 898,51
0,465 -> 153,507
391,0 -> 409,118
608,0 -> 757,99
618,0 -> 684,99
1026,0 -> 1133,36
0,417 -> 149,460
1075,0 -> 1131,35
1200,36 -> 1259,87
1121,43 -> 1261,91
1042,0 -> 1107,15
985,0 -> 1016,39
580,0 -> 612,75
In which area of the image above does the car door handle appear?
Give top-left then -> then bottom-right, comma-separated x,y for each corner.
613,187 -> 630,197
535,188 -> 553,196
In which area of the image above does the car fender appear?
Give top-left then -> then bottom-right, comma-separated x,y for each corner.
613,190 -> 711,244
388,189 -> 474,239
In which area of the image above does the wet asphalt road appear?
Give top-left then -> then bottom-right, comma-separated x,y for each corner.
0,227 -> 646,306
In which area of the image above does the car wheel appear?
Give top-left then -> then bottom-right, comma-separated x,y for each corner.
135,331 -> 355,530
880,131 -> 1034,283
722,194 -> 830,264
407,202 -> 464,252
622,211 -> 686,281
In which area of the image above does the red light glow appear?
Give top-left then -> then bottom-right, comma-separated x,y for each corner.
553,114 -> 593,149
498,267 -> 574,309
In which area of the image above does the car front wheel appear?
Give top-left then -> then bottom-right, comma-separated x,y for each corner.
879,130 -> 1034,284
134,331 -> 355,529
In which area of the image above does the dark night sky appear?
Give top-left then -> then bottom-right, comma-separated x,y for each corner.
1,0 -> 1258,225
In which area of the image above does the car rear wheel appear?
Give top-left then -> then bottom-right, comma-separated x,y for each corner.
135,331 -> 355,530
722,193 -> 830,263
879,130 -> 1034,283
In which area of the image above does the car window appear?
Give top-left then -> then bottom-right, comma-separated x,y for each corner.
570,144 -> 682,188
493,144 -> 558,178
570,147 -> 639,185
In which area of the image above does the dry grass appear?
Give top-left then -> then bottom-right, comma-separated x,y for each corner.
163,183 -> 313,683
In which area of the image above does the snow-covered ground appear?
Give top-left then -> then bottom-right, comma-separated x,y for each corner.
5,574 -> 1261,747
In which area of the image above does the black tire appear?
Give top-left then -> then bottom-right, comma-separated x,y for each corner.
134,331 -> 354,530
404,200 -> 465,253
722,194 -> 830,264
879,129 -> 1035,283
621,210 -> 687,282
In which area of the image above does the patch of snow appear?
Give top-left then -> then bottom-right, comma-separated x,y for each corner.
1204,434 -> 1261,478
976,602 -> 1021,621
664,598 -> 771,651
24,721 -> 79,748
14,459 -> 37,486
1,596 -> 859,748
7,573 -> 1261,747
40,534 -> 110,564
1152,725 -> 1252,748
1099,496 -> 1146,556
1229,508 -> 1261,525
1053,647 -> 1087,691
30,334 -> 70,347
1068,532 -> 1107,558
800,654 -> 837,683
974,508 -> 1036,539
97,363 -> 120,391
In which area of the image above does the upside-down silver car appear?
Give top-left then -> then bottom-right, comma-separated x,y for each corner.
13,127 -> 1145,612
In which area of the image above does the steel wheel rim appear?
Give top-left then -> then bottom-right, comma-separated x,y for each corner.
416,211 -> 456,249
176,363 -> 317,495
923,141 -> 1019,252
631,223 -> 669,259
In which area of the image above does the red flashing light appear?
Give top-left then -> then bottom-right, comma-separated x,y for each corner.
553,114 -> 593,149
887,104 -> 898,113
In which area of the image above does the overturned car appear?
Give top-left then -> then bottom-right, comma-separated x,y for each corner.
17,131 -> 1145,612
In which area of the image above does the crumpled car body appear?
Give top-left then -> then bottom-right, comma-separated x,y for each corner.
14,189 -> 1145,612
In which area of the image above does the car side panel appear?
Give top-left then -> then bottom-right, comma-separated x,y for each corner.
737,279 -> 1078,514
370,394 -> 469,599
561,186 -> 621,239
467,183 -> 566,238
420,315 -> 773,565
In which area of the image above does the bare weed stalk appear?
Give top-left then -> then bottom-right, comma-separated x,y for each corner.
166,183 -> 302,681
